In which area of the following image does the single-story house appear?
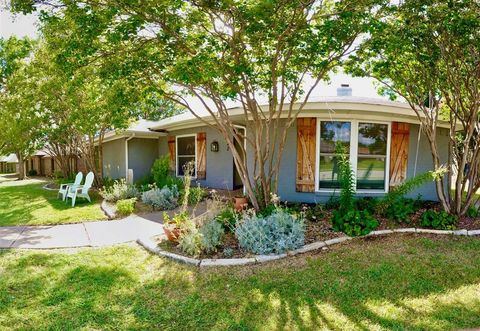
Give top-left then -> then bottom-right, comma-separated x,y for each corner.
0,154 -> 18,173
102,89 -> 449,202
22,149 -> 87,177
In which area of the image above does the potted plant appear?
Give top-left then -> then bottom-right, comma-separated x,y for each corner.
234,194 -> 249,211
163,211 -> 188,242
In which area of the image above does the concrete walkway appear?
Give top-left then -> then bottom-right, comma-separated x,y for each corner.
0,215 -> 164,249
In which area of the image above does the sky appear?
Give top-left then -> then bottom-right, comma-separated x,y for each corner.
0,3 -> 388,102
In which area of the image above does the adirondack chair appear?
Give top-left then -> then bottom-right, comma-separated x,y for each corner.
66,172 -> 94,207
58,172 -> 83,201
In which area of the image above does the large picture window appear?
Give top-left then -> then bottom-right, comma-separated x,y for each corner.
316,120 -> 390,192
176,135 -> 196,177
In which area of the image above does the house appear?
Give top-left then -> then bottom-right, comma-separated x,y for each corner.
22,150 -> 87,177
0,154 -> 18,173
102,89 -> 449,202
100,120 -> 164,183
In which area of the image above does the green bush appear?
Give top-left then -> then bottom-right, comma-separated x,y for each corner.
187,185 -> 207,205
466,206 -> 480,218
332,209 -> 379,237
330,142 -> 379,236
116,198 -> 136,216
355,197 -> 379,214
305,204 -> 324,221
383,197 -> 416,223
151,155 -> 171,188
100,179 -> 140,202
27,169 -> 37,176
215,207 -> 238,232
419,210 -> 457,230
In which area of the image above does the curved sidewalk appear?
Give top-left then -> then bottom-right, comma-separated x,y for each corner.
0,215 -> 164,249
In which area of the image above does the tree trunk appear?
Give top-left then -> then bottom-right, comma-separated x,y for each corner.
16,152 -> 25,180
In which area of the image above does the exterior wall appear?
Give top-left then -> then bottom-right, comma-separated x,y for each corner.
160,126 -> 235,190
102,138 -> 126,179
127,138 -> 159,182
42,157 -> 53,176
245,120 -> 448,203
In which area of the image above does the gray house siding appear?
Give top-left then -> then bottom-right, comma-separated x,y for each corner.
128,138 -> 159,182
160,126 -> 235,190
102,138 -> 126,179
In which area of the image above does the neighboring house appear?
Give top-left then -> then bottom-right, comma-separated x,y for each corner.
103,87 -> 450,202
23,149 -> 87,177
0,154 -> 18,173
100,120 -> 164,183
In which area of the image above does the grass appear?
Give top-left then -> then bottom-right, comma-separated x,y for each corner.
0,235 -> 480,330
0,182 -> 106,226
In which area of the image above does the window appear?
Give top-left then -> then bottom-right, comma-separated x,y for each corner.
316,120 -> 390,192
176,135 -> 196,177
318,121 -> 351,189
356,123 -> 388,190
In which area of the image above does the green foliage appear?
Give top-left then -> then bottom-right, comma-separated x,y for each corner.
215,207 -> 238,233
100,179 -> 140,203
383,198 -> 416,223
187,185 -> 207,205
178,227 -> 203,257
466,206 -> 480,218
116,198 -> 136,216
199,220 -> 225,254
325,195 -> 340,210
332,209 -> 379,237
163,211 -> 188,228
150,155 -> 170,188
331,142 -> 378,236
27,169 -> 37,176
420,210 -> 458,230
235,209 -> 305,255
142,185 -> 179,210
355,197 -> 379,215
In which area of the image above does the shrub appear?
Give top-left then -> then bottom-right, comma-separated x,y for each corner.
200,220 -> 225,253
142,185 -> 179,210
355,197 -> 379,214
332,209 -> 379,236
187,185 -> 207,205
100,178 -> 140,202
27,169 -> 37,176
466,206 -> 479,218
178,227 -> 203,257
420,210 -> 457,230
235,209 -> 305,254
330,142 -> 379,236
382,197 -> 416,223
116,198 -> 136,216
325,195 -> 340,210
223,247 -> 234,258
215,207 -> 238,232
151,155 -> 170,187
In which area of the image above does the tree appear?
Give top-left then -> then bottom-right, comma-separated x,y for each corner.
348,0 -> 480,216
12,0 -> 381,209
0,37 -> 41,180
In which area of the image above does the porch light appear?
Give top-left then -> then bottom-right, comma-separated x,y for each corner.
211,141 -> 219,152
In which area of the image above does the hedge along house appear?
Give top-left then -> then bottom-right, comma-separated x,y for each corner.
100,120 -> 165,183
151,93 -> 449,203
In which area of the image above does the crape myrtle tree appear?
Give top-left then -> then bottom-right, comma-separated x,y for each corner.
0,37 -> 42,180
347,0 -> 480,216
11,0 -> 382,210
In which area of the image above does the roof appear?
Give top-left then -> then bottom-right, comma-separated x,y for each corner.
101,119 -> 166,143
150,96 -> 451,131
0,154 -> 18,163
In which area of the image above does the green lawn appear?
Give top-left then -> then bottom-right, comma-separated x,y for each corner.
1,235 -> 479,330
0,182 -> 106,226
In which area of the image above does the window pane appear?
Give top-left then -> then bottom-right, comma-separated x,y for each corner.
356,157 -> 386,190
178,156 -> 196,176
318,155 -> 342,189
358,123 -> 387,156
320,122 -> 351,153
177,136 -> 196,156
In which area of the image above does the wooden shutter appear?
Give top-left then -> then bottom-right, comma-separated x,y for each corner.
296,118 -> 316,192
389,122 -> 410,187
196,132 -> 207,179
167,136 -> 176,174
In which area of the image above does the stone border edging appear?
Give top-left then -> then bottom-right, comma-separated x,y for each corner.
137,227 -> 480,268
101,200 -> 117,219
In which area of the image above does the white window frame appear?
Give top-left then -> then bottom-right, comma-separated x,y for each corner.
314,119 -> 391,194
176,133 -> 197,179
